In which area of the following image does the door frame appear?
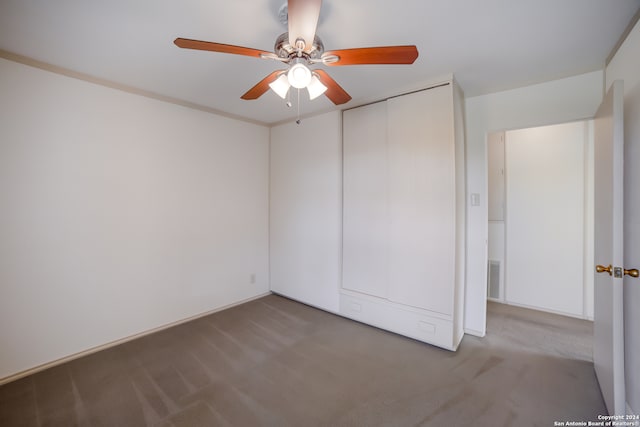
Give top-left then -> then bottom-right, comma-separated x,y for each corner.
484,121 -> 595,320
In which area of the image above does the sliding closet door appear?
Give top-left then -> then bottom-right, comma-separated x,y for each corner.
387,86 -> 456,315
342,102 -> 388,298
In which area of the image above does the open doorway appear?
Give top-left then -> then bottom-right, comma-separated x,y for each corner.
486,120 -> 595,320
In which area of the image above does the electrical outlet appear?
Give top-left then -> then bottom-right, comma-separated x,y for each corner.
250,274 -> 256,284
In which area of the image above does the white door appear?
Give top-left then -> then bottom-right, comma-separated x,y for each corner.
342,101 -> 389,298
505,122 -> 586,316
593,80 -> 625,415
386,85 -> 455,315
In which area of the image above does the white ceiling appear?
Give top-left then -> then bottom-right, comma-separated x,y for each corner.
1,0 -> 638,125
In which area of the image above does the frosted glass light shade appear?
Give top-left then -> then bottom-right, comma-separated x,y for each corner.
287,63 -> 312,89
269,74 -> 290,99
307,74 -> 327,100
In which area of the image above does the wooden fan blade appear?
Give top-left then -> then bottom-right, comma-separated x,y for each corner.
174,38 -> 271,58
288,0 -> 322,52
241,70 -> 284,100
314,70 -> 352,105
323,46 -> 419,66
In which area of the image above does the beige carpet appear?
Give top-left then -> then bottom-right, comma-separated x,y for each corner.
0,295 -> 605,426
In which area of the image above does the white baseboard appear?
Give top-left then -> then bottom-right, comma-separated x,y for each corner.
464,328 -> 486,338
499,299 -> 592,321
0,292 -> 272,386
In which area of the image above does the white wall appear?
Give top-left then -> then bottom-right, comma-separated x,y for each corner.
487,132 -> 505,222
487,132 -> 505,301
269,111 -> 342,312
464,70 -> 604,336
606,17 -> 640,415
0,58 -> 270,381
504,122 -> 587,317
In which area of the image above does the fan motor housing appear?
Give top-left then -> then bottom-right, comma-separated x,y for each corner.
274,32 -> 324,61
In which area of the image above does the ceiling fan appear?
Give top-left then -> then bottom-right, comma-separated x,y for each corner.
174,0 -> 419,105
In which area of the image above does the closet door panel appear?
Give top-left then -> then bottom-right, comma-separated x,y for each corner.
342,102 -> 389,298
387,86 -> 456,315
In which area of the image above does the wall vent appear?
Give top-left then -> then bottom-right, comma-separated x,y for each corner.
488,260 -> 501,299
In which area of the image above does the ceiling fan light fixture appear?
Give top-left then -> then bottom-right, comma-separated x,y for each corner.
269,73 -> 291,99
307,74 -> 327,100
287,62 -> 312,89
175,1 -> 420,107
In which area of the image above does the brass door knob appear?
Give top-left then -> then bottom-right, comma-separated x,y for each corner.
596,264 -> 612,276
625,268 -> 639,278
